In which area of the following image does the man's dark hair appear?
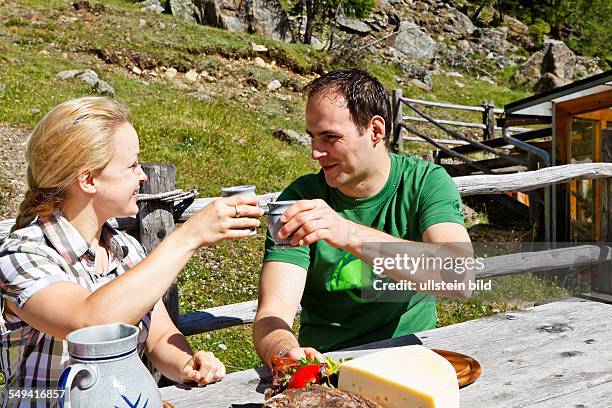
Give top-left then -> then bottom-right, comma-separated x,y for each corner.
304,69 -> 392,148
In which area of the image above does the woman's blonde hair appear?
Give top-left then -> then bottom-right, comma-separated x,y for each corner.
12,96 -> 132,232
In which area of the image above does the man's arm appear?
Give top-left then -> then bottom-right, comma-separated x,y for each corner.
278,200 -> 474,298
253,261 -> 323,367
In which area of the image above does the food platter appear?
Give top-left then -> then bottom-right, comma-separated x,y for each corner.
431,349 -> 481,388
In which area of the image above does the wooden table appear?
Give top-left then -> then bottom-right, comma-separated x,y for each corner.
161,297 -> 612,407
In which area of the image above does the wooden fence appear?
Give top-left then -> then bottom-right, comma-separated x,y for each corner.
2,162 -> 612,336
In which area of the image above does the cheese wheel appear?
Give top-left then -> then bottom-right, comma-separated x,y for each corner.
338,345 -> 459,408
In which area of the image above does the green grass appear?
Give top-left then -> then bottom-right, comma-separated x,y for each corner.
0,0 -> 571,376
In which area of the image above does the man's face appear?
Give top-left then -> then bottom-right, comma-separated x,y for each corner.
306,94 -> 374,193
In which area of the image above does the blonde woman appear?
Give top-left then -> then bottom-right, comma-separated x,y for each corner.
0,97 -> 263,406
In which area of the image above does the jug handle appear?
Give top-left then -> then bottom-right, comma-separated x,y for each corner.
58,364 -> 98,408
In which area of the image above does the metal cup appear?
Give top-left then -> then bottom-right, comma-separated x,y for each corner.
220,185 -> 256,197
220,185 -> 257,235
267,200 -> 297,248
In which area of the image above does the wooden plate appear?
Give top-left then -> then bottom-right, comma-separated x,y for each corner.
432,349 -> 481,388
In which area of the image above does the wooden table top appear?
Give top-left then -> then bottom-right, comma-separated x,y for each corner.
161,297 -> 612,407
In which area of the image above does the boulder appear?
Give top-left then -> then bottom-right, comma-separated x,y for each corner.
191,0 -> 291,42
267,80 -> 282,90
533,73 -> 571,93
187,91 -> 214,103
76,70 -> 99,86
140,0 -> 165,13
474,27 -> 512,55
337,17 -> 371,35
57,70 -> 79,80
446,9 -> 475,36
94,80 -> 115,97
504,15 -> 533,49
394,21 -> 437,60
541,39 -> 576,80
169,0 -> 197,22
397,61 -> 433,88
273,128 -> 310,146
513,49 -> 545,87
184,69 -> 199,82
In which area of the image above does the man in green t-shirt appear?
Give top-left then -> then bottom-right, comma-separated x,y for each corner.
253,69 -> 473,366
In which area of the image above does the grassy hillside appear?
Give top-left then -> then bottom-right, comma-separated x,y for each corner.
0,0 -> 566,376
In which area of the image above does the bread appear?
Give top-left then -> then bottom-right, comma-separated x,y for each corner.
263,384 -> 382,408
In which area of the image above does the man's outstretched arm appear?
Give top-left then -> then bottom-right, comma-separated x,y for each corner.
253,261 -> 323,367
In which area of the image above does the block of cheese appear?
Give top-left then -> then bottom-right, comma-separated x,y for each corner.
337,345 -> 459,408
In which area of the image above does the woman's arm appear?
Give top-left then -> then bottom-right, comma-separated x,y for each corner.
145,301 -> 225,385
5,195 -> 263,339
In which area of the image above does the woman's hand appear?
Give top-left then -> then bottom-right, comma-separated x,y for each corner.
180,351 -> 226,386
185,195 -> 264,247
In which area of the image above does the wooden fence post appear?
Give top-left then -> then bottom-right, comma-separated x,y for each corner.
600,129 -> 612,296
138,164 -> 179,324
392,89 -> 403,152
482,100 -> 495,140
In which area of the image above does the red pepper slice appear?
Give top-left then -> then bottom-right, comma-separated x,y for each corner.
287,364 -> 322,389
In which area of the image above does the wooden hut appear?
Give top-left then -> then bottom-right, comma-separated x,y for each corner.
502,70 -> 612,243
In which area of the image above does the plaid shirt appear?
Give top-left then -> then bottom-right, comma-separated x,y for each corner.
0,213 -> 151,408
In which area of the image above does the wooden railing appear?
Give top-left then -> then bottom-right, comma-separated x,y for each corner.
2,162 -> 612,335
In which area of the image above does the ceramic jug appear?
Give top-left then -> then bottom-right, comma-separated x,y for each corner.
59,323 -> 163,407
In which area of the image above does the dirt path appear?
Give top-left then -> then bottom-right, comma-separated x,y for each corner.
0,123 -> 29,218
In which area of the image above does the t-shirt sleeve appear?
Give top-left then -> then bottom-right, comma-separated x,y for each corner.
0,247 -> 71,309
418,165 -> 465,234
263,183 -> 311,271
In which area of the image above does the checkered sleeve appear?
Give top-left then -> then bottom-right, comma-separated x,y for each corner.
0,241 -> 72,309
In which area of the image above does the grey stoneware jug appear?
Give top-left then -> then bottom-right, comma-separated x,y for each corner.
59,323 -> 163,407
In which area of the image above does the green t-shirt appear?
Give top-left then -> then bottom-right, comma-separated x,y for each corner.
263,153 -> 464,352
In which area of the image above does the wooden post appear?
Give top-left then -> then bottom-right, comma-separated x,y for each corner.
600,129 -> 612,296
526,153 -> 541,229
482,100 -> 495,140
138,164 -> 179,324
392,89 -> 403,152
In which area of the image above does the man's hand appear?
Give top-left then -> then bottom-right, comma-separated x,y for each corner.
279,199 -> 356,249
282,347 -> 324,364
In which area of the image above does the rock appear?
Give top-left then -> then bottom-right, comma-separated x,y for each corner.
76,70 -> 99,86
23,11 -> 38,21
533,73 -> 571,93
457,39 -> 471,52
253,57 -> 267,68
267,80 -> 282,91
131,66 -> 142,75
140,0 -> 164,13
445,71 -> 463,78
0,83 -> 4,93
72,0 -> 92,11
397,62 -> 433,88
169,0 -> 196,22
251,42 -> 268,52
408,78 -> 431,91
394,21 -> 437,60
273,128 -> 310,146
30,108 -> 41,115
513,50 -> 545,87
446,9 -> 475,36
454,80 -> 464,88
474,27 -> 512,55
542,39 -> 576,80
504,15 -> 533,49
164,68 -> 178,79
187,91 -> 214,103
191,0 -> 291,42
337,17 -> 371,35
94,80 -> 115,97
57,70 -> 79,80
184,69 -> 199,82
139,18 -> 147,28
514,39 -> 577,89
